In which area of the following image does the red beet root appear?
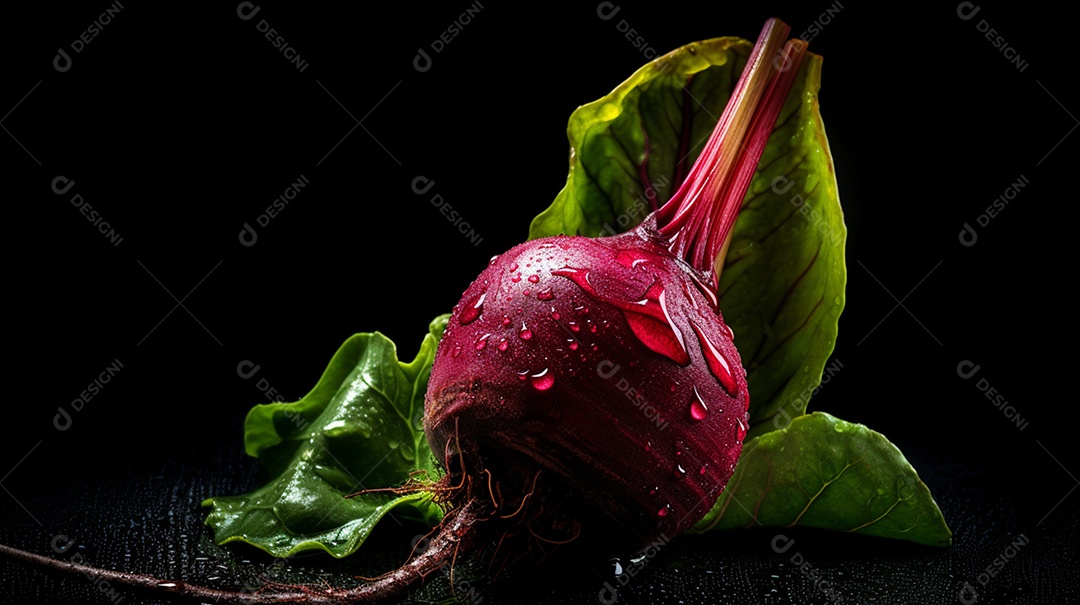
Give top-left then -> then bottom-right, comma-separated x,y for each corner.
425,227 -> 751,547
425,17 -> 807,555
0,18 -> 808,605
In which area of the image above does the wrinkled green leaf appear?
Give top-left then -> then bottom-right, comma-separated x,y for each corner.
694,412 -> 952,547
528,37 -> 847,438
202,316 -> 449,558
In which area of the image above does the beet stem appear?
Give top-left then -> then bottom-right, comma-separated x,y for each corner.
655,18 -> 808,275
0,496 -> 490,604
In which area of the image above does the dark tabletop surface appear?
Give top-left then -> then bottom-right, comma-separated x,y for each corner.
1,426 -> 1077,605
4,2 -> 1077,604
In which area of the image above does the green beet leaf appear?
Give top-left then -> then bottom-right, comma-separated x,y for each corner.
694,412 -> 952,547
529,37 -> 846,438
202,316 -> 449,558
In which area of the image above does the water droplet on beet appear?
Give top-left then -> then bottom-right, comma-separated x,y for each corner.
502,315 -> 511,326
736,417 -> 747,441
689,386 -> 709,420
673,464 -> 687,479
569,341 -> 579,351
475,334 -> 490,351
681,280 -> 698,309
689,320 -> 739,396
509,263 -> 518,272
528,274 -> 540,283
689,271 -> 719,310
621,281 -> 691,365
657,506 -> 670,517
459,292 -> 485,325
615,248 -> 653,269
537,288 -> 554,300
519,323 -> 533,340
511,273 -> 522,283
451,345 -> 461,358
699,465 -> 708,475
517,370 -> 529,381
551,307 -> 561,320
498,339 -> 509,351
552,266 -> 598,296
530,368 -> 555,391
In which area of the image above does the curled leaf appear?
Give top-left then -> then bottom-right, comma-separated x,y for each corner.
202,316 -> 448,558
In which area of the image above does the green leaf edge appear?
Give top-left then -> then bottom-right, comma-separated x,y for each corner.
528,37 -> 749,241
201,492 -> 438,560
693,412 -> 953,547
200,316 -> 450,559
236,315 -> 449,462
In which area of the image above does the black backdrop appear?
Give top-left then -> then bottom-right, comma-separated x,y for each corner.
3,3 -> 1077,604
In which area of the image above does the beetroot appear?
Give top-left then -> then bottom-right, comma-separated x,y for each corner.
0,17 -> 808,605
424,17 -> 806,552
424,227 -> 752,547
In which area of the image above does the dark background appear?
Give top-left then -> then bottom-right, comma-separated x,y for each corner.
3,2 -> 1076,604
